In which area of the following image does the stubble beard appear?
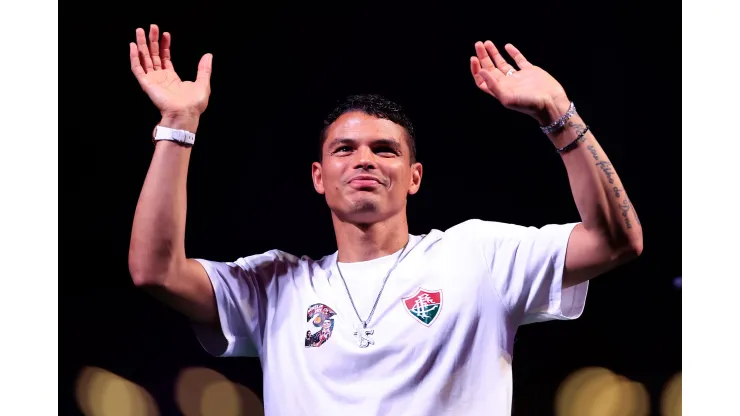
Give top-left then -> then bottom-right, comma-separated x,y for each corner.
349,197 -> 379,214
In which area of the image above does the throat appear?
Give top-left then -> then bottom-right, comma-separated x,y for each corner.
335,219 -> 410,263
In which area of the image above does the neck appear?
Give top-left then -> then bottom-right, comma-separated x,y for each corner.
332,212 -> 409,263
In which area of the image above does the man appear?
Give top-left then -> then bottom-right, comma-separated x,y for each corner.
128,24 -> 642,415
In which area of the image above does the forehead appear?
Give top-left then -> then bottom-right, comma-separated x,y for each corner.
325,111 -> 407,144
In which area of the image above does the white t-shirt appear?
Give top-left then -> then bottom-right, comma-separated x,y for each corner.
192,219 -> 588,416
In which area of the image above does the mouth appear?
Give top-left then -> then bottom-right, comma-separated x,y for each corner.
348,175 -> 383,189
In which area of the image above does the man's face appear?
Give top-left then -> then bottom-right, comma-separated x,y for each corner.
312,111 -> 422,225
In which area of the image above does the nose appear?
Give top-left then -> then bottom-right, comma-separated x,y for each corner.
354,145 -> 376,169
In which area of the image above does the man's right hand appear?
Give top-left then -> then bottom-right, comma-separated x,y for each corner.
130,25 -> 213,130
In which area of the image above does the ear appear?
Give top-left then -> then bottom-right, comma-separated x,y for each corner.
312,161 -> 325,194
407,162 -> 423,195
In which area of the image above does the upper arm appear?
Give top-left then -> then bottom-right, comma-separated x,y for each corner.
145,258 -> 218,325
133,251 -> 280,358
562,224 -> 641,289
450,219 -> 588,325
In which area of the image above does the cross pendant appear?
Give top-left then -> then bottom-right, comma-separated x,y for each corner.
353,325 -> 375,348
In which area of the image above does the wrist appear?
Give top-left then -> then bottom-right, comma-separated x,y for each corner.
535,96 -> 572,127
159,114 -> 200,133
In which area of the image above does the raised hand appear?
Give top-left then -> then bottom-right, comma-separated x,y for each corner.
470,41 -> 569,125
130,25 -> 213,123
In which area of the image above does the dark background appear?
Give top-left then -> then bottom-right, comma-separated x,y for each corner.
61,4 -> 680,415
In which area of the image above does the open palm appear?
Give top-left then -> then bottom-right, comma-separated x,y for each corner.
470,41 -> 567,121
130,25 -> 212,118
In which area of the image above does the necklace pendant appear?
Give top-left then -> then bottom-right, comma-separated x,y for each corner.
353,325 -> 375,348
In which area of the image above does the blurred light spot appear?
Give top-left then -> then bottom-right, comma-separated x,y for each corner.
235,383 -> 265,416
555,367 -> 649,416
661,372 -> 681,416
673,276 -> 682,289
175,367 -> 263,416
75,366 -> 159,416
201,380 -> 240,415
624,380 -> 650,416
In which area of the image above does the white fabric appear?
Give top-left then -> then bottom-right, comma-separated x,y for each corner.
192,219 -> 588,416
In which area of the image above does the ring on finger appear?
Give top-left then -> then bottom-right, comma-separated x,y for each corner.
505,68 -> 516,76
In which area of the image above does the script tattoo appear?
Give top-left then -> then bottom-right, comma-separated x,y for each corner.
587,145 -> 600,160
568,121 -> 587,136
567,121 -> 588,145
613,186 -> 622,198
595,161 -> 616,184
619,199 -> 633,229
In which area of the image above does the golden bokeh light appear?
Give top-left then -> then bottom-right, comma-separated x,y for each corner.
555,367 -> 650,416
661,372 -> 681,416
175,367 -> 264,416
75,366 -> 159,416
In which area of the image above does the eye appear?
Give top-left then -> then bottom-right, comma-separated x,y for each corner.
334,146 -> 352,154
375,146 -> 398,156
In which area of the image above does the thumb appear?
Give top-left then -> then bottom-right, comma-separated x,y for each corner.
196,53 -> 213,86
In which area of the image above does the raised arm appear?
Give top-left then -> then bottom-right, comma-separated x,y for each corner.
127,25 -> 217,324
470,41 -> 643,289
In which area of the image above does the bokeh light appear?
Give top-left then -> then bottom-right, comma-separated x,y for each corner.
175,367 -> 264,416
661,372 -> 681,416
75,366 -> 159,416
555,366 -> 650,416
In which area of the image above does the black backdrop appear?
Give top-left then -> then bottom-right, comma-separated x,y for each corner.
61,4 -> 680,415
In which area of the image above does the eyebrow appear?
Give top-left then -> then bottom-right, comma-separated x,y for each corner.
328,137 -> 402,151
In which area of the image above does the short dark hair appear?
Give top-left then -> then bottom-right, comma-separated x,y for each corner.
318,94 -> 417,163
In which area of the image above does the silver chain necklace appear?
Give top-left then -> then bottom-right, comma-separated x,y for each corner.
335,238 -> 410,348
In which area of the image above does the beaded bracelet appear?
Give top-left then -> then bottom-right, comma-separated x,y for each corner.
556,125 -> 590,154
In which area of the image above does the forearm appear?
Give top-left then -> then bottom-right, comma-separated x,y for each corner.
129,116 -> 199,284
543,103 -> 643,253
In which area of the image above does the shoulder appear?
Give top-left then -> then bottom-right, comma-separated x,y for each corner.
441,219 -> 531,242
428,219 -> 577,265
232,248 -> 340,279
443,219 -> 576,242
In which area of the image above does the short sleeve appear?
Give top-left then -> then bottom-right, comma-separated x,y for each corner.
191,250 -> 285,358
451,219 -> 589,327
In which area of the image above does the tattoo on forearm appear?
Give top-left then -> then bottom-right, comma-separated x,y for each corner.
619,199 -> 633,229
567,121 -> 589,146
587,145 -> 600,161
595,161 -> 616,184
568,121 -> 587,136
613,186 -> 622,198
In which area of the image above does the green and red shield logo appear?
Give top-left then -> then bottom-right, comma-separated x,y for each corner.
402,288 -> 443,326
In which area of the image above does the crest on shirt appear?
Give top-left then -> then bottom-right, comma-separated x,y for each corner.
304,303 -> 337,348
402,288 -> 443,326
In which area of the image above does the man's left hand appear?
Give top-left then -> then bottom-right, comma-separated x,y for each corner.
470,41 -> 570,125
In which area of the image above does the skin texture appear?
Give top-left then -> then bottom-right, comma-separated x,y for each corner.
311,111 -> 423,262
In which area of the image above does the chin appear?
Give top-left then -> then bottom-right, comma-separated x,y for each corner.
349,198 -> 380,213
329,198 -> 386,224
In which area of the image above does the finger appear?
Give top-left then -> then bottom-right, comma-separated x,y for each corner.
129,42 -> 146,81
135,28 -> 154,72
196,53 -> 213,86
474,41 -> 496,70
161,32 -> 174,71
484,41 -> 515,73
504,43 -> 533,69
148,24 -> 162,70
470,56 -> 483,77
478,69 -> 503,98
469,57 -> 487,90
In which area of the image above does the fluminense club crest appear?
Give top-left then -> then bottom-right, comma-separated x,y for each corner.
402,288 -> 442,326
